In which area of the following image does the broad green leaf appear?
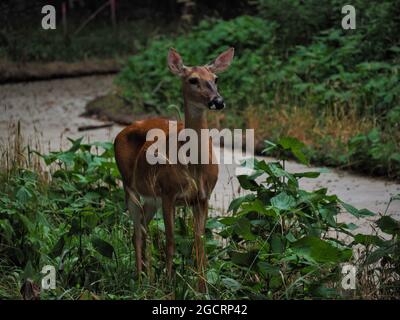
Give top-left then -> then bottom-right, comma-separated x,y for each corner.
238,199 -> 269,216
206,218 -> 224,230
268,163 -> 298,186
222,277 -> 242,291
278,137 -> 308,164
365,243 -> 396,265
219,216 -> 237,226
271,234 -> 284,254
16,186 -> 32,203
92,237 -> 115,259
18,213 -> 34,233
57,152 -> 75,167
292,236 -> 352,263
354,234 -> 385,247
376,216 -> 400,235
228,194 -> 256,213
340,201 -> 375,218
237,175 -> 259,191
293,171 -> 320,179
257,262 -> 280,277
67,137 -> 84,153
233,218 -> 256,240
271,192 -> 296,210
206,269 -> 219,285
231,251 -> 256,267
91,141 -> 114,151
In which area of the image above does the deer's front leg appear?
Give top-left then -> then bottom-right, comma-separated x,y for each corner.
193,199 -> 208,293
162,196 -> 176,278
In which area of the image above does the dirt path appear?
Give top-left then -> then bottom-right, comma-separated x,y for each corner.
1,75 -> 399,235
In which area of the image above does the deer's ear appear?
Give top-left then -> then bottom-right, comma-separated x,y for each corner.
168,48 -> 185,76
207,47 -> 234,74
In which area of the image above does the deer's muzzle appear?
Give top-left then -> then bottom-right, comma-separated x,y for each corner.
208,97 -> 225,110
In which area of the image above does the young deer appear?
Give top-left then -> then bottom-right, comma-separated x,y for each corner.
114,47 -> 234,292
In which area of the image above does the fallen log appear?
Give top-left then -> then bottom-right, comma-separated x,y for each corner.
78,123 -> 113,131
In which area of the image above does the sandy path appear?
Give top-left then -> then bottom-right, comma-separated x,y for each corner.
1,75 -> 399,235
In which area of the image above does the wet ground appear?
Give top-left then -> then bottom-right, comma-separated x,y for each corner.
1,74 -> 399,235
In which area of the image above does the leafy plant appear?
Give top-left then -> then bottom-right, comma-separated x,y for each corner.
210,137 -> 375,298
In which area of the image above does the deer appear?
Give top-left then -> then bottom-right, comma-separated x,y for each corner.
114,47 -> 234,292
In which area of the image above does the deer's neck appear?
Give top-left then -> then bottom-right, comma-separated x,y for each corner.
183,99 -> 208,133
183,98 -> 209,171
182,98 -> 213,200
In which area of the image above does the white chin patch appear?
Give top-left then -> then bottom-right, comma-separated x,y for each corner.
209,104 -> 216,110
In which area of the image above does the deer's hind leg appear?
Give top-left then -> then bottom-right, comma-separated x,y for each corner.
125,187 -> 146,277
142,196 -> 161,274
161,195 -> 176,278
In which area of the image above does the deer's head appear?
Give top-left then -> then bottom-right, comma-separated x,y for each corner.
167,47 -> 234,111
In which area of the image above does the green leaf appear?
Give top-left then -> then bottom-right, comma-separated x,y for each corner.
228,194 -> 256,213
278,136 -> 304,150
365,243 -> 396,265
206,269 -> 219,285
16,186 -> 32,203
92,237 -> 115,259
376,216 -> 400,235
222,277 -> 242,291
293,171 -> 320,179
268,163 -> 298,186
292,236 -> 352,263
238,199 -> 270,216
219,216 -> 238,226
278,137 -> 308,165
206,218 -> 224,230
233,218 -> 256,240
18,213 -> 34,233
91,141 -> 114,151
343,223 -> 358,231
257,262 -> 280,277
231,251 -> 256,267
354,234 -> 385,247
67,137 -> 84,153
237,175 -> 259,191
271,192 -> 296,210
271,234 -> 284,254
340,201 -> 375,218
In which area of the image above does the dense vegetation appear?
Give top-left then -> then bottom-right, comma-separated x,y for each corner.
0,136 -> 399,299
117,1 -> 400,179
0,0 -> 248,63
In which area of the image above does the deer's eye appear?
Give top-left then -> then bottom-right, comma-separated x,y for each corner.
188,77 -> 199,85
214,77 -> 219,84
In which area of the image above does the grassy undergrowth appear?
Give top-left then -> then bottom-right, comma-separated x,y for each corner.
0,130 -> 399,299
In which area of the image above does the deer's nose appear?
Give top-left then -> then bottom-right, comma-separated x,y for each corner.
208,97 -> 225,110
